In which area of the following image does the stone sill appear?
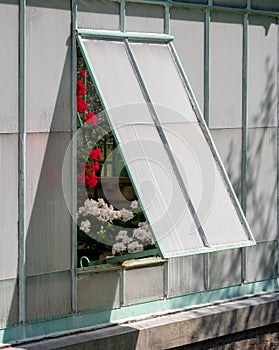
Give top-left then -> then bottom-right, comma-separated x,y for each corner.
13,292 -> 279,349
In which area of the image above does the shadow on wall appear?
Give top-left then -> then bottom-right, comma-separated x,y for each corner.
2,1 -> 121,343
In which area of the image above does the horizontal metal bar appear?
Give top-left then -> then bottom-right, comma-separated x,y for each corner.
110,0 -> 279,16
77,29 -> 174,42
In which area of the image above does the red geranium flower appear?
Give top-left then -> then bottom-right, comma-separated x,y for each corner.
89,148 -> 102,160
85,173 -> 98,188
77,96 -> 88,113
85,112 -> 98,126
77,79 -> 86,96
79,69 -> 85,78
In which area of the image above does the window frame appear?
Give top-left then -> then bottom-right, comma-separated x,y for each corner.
76,29 -> 256,260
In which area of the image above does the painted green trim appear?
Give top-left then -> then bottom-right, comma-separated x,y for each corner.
71,0 -> 78,316
18,0 -> 26,325
120,0 -> 126,32
2,279 -> 279,345
77,29 -> 174,42
113,0 -> 279,16
204,7 -> 210,126
241,13 -> 249,284
164,4 -> 170,35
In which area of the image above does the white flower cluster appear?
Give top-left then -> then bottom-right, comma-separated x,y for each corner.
112,222 -> 155,255
78,198 -> 134,224
78,198 -> 155,256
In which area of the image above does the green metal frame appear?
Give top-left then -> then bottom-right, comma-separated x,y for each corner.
77,29 -> 174,41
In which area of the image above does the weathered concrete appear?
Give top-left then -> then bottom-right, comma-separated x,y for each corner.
11,292 -> 279,349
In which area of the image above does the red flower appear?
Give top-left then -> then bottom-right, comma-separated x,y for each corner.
85,112 -> 98,126
79,69 -> 85,78
77,96 -> 88,113
85,173 -> 98,188
89,148 -> 102,160
77,79 -> 86,96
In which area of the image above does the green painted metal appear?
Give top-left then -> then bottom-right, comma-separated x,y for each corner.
113,0 -> 279,16
241,12 -> 249,284
204,6 -> 210,125
277,17 -> 279,278
18,0 -> 26,325
120,0 -> 126,32
2,279 -> 279,345
71,0 -> 78,316
77,29 -> 174,41
164,4 -> 170,35
79,249 -> 159,268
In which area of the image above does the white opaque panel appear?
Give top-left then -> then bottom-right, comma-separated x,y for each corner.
126,3 -> 165,34
0,134 -> 18,280
82,39 -> 153,125
170,8 -> 204,113
26,0 -> 71,132
117,124 -> 204,256
130,42 -> 196,123
248,16 -> 277,127
163,123 -> 249,246
0,1 -> 18,133
78,0 -> 120,30
26,132 -> 72,276
210,12 -> 243,128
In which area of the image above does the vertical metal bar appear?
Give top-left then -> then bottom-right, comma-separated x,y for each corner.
277,17 -> 279,278
164,4 -> 170,35
18,0 -> 26,325
120,0 -> 126,33
204,5 -> 211,126
241,12 -> 249,283
71,0 -> 78,314
204,253 -> 209,290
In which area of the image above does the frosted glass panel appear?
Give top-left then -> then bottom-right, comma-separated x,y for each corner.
82,39 -> 153,125
163,123 -> 248,245
130,42 -> 196,123
117,124 -> 204,255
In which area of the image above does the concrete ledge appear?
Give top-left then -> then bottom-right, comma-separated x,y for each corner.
13,292 -> 279,349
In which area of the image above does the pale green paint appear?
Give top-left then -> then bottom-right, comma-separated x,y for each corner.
77,28 -> 174,41
2,279 -> 279,345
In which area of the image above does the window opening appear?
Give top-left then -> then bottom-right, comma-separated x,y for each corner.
76,47 -> 159,267
76,34 -> 256,260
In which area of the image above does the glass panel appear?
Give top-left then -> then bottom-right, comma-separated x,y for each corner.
117,124 -> 204,255
82,39 -> 153,125
163,123 -> 249,245
129,42 -> 196,123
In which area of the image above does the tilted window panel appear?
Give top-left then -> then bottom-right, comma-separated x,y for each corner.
78,35 -> 255,258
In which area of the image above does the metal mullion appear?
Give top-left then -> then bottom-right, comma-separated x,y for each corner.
164,3 -> 170,35
18,0 -> 26,325
204,4 -> 211,126
120,0 -> 126,32
71,0 -> 78,315
277,17 -> 279,279
241,12 -> 249,283
124,39 -> 210,248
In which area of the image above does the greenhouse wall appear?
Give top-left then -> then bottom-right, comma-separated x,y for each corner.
0,0 -> 278,346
